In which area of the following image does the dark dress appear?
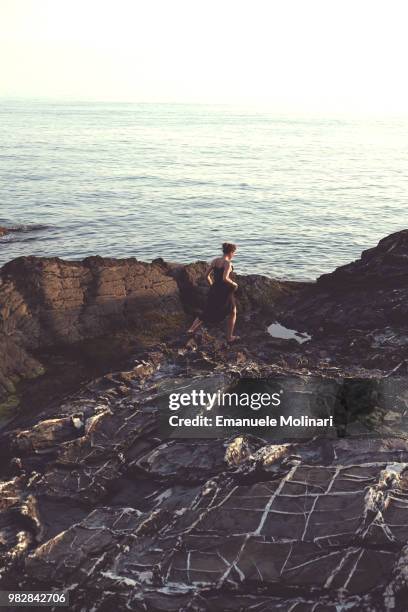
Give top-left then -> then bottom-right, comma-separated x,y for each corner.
201,265 -> 236,324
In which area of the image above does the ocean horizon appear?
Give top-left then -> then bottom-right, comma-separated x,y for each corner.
1,99 -> 407,280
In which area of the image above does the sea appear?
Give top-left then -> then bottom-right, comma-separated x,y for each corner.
0,99 -> 407,281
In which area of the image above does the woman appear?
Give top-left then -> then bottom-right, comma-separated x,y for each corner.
187,242 -> 239,342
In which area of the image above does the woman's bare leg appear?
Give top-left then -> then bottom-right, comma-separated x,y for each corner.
226,306 -> 237,341
188,317 -> 203,334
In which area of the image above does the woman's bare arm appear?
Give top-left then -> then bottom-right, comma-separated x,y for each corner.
223,261 -> 238,288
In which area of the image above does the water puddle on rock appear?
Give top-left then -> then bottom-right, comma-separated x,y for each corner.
268,321 -> 312,344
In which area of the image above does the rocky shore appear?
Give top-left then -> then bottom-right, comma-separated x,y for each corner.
1,230 -> 408,610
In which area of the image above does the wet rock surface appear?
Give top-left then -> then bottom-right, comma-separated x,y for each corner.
1,231 -> 408,609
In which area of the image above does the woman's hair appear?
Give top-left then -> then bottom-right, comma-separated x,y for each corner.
222,242 -> 237,255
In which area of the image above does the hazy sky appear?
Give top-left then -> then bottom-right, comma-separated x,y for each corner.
1,0 -> 408,113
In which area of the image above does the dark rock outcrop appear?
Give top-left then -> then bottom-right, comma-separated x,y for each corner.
281,230 -> 408,334
275,230 -> 408,372
0,224 -> 48,239
319,229 -> 408,289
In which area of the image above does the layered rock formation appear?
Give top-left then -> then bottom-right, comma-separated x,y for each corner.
0,256 -> 186,412
1,230 -> 408,610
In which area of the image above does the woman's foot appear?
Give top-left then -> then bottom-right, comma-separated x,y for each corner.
227,335 -> 240,343
187,317 -> 203,335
